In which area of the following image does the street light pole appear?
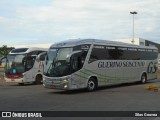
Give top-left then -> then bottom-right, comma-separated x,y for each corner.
130,11 -> 137,44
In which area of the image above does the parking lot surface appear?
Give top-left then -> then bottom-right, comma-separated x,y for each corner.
1,78 -> 160,120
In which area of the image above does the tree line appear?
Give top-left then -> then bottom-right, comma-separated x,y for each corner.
0,45 -> 15,57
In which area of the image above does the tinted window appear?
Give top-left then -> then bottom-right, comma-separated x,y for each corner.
126,48 -> 140,60
27,51 -> 39,56
89,45 -> 106,63
38,51 -> 46,54
11,48 -> 28,53
73,44 -> 90,51
89,45 -> 158,62
107,47 -> 123,60
140,50 -> 158,60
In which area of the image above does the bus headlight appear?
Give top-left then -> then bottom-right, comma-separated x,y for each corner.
63,79 -> 68,89
63,79 -> 68,83
64,85 -> 68,89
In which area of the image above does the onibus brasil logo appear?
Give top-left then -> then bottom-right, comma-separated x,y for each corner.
1,112 -> 42,118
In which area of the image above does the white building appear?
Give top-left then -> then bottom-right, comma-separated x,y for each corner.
113,38 -> 150,46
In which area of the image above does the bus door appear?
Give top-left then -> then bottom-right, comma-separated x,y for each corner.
36,52 -> 46,72
24,55 -> 36,82
68,50 -> 87,88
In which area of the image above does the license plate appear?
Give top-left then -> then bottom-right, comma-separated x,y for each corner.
11,79 -> 15,81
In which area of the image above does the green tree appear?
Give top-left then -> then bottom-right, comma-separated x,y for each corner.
0,45 -> 15,57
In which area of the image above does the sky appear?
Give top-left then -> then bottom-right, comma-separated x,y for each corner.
0,0 -> 160,47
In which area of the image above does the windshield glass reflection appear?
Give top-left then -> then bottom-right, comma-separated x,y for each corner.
5,54 -> 36,74
44,48 -> 73,77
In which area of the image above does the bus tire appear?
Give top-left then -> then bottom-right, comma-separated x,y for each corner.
35,75 -> 42,84
87,77 -> 97,91
141,73 -> 147,84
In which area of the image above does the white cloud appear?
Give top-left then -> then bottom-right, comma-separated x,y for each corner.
0,0 -> 160,45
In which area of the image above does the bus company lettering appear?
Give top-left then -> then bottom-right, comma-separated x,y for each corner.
98,61 -> 145,68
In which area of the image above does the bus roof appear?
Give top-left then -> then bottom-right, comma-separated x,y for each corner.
50,39 -> 157,50
9,47 -> 48,54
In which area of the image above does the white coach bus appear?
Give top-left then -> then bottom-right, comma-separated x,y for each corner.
0,47 -> 47,85
43,39 -> 158,91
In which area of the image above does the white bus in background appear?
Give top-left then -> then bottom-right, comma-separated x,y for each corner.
0,47 -> 47,85
43,39 -> 158,91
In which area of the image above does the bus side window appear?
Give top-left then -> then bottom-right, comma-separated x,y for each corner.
89,46 -> 106,63
26,56 -> 35,70
71,51 -> 87,71
71,57 -> 78,71
36,52 -> 47,62
108,47 -> 123,60
39,54 -> 46,61
80,51 -> 88,66
89,55 -> 98,63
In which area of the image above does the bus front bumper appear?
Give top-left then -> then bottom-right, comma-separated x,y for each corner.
43,76 -> 70,90
5,77 -> 24,83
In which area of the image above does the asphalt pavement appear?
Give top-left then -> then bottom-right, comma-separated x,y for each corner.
1,78 -> 160,120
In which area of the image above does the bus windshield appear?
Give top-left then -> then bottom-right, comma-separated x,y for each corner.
5,54 -> 26,74
44,47 -> 73,77
5,54 -> 36,74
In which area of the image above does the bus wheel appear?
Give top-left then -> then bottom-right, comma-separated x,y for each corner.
141,73 -> 147,84
87,78 -> 97,91
35,75 -> 42,84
